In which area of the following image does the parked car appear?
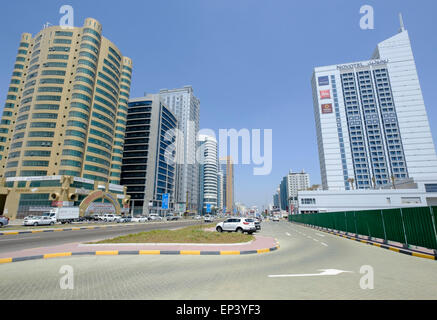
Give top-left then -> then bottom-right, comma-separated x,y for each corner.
102,214 -> 117,222
23,216 -> 55,226
116,215 -> 130,223
194,215 -> 202,220
204,215 -> 214,223
0,216 -> 9,227
148,214 -> 162,221
215,218 -> 256,234
272,215 -> 280,222
252,218 -> 261,230
166,215 -> 180,221
131,216 -> 148,223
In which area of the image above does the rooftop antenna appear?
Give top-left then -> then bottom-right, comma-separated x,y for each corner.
43,22 -> 53,29
399,13 -> 405,32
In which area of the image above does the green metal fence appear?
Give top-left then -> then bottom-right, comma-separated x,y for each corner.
289,206 -> 437,250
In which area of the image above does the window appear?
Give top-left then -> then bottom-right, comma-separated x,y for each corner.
401,197 -> 421,204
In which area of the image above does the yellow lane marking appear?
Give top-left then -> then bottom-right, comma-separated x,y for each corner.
44,252 -> 72,259
257,248 -> 270,254
180,250 -> 200,255
412,252 -> 435,260
389,247 -> 399,252
220,251 -> 240,255
0,258 -> 12,264
95,250 -> 118,255
139,250 -> 160,255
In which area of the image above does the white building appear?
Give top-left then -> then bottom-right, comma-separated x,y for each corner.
302,16 -> 437,213
160,86 -> 200,212
298,178 -> 437,213
311,17 -> 437,191
197,135 -> 218,214
287,170 -> 310,212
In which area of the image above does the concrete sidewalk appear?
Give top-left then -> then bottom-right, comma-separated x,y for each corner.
0,235 -> 280,263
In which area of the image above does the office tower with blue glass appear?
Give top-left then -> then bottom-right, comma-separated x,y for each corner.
121,95 -> 177,215
311,17 -> 437,191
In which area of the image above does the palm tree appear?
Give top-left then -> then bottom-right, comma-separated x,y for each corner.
347,178 -> 355,190
391,175 -> 396,189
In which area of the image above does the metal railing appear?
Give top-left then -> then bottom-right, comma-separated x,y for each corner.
289,206 -> 437,250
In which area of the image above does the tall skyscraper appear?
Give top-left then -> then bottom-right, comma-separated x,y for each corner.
121,95 -> 177,216
220,156 -> 234,213
197,135 -> 218,214
217,171 -> 224,211
312,17 -> 437,191
0,18 -> 132,218
159,86 -> 200,213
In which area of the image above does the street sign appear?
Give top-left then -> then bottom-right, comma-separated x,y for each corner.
162,193 -> 169,209
206,204 -> 211,213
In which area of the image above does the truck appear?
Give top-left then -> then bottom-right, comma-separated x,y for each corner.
42,207 -> 80,224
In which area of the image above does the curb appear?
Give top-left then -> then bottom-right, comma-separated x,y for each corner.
291,222 -> 436,261
0,244 -> 280,264
0,220 -> 200,236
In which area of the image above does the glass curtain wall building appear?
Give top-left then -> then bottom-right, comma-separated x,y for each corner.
121,95 -> 177,216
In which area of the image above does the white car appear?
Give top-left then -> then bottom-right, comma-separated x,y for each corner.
148,214 -> 162,221
272,216 -> 280,222
23,216 -> 55,226
215,218 -> 256,234
131,216 -> 148,223
204,215 -> 214,223
102,214 -> 117,222
194,215 -> 202,220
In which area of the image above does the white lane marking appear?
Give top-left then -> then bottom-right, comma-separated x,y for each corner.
315,233 -> 325,237
269,269 -> 352,278
0,236 -> 41,241
321,242 -> 328,247
313,238 -> 319,242
286,232 -> 291,236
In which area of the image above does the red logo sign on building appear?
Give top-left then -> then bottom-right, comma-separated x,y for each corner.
320,89 -> 331,99
321,104 -> 333,114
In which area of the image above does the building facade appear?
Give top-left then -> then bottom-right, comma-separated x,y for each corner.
287,170 -> 310,212
120,95 -> 177,216
159,86 -> 200,213
220,156 -> 234,213
311,20 -> 437,191
217,171 -> 224,211
197,135 -> 218,214
0,18 -> 132,218
298,178 -> 437,213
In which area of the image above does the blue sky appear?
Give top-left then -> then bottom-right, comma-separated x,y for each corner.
1,0 -> 437,209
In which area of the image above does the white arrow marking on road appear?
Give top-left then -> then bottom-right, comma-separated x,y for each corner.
286,232 -> 291,236
268,269 -> 352,278
321,242 -> 328,246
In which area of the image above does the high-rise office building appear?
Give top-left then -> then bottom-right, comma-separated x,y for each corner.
217,171 -> 224,211
220,156 -> 234,213
312,17 -> 437,191
121,95 -> 177,216
0,18 -> 132,219
197,135 -> 218,214
159,86 -> 200,213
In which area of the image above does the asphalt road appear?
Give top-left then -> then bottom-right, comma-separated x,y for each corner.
0,220 -> 436,299
0,220 -> 202,254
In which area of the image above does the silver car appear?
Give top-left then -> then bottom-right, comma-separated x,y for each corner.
23,216 -> 55,226
0,216 -> 9,227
